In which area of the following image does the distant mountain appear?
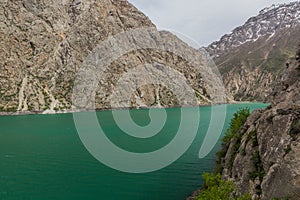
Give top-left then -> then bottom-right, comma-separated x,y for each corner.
207,1 -> 300,58
206,1 -> 300,102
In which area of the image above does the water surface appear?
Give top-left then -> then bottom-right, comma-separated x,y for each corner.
0,103 -> 268,200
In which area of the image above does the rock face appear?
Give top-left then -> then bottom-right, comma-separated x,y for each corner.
206,1 -> 300,102
0,0 -> 217,113
220,54 -> 300,199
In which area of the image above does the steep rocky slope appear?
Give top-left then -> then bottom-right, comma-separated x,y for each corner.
0,0 -> 217,114
219,53 -> 300,199
206,1 -> 300,102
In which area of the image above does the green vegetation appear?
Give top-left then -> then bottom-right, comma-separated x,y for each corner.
249,151 -> 265,182
216,108 -> 250,173
196,173 -> 251,200
197,108 -> 253,199
245,130 -> 257,146
245,129 -> 265,188
222,107 -> 250,143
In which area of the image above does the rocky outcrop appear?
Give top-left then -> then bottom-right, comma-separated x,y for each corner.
206,1 -> 300,102
0,0 -> 217,114
220,54 -> 300,199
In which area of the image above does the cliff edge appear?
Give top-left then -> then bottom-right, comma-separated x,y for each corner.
219,49 -> 300,199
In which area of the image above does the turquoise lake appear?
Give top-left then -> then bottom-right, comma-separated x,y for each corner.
0,103 -> 268,200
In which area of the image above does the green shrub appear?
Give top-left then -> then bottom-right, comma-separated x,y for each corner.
198,109 -> 254,199
244,130 -> 259,148
196,173 -> 251,200
222,107 -> 250,144
216,108 -> 251,173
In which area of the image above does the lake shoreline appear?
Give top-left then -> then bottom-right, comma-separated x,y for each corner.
0,101 -> 266,117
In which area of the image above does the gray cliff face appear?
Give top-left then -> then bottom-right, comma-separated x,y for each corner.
212,4 -> 300,197
206,1 -> 300,102
221,56 -> 300,199
0,0 -> 214,113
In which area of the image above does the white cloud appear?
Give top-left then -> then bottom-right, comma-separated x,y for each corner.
128,0 -> 296,47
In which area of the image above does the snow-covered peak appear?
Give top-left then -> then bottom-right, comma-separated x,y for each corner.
206,1 -> 300,57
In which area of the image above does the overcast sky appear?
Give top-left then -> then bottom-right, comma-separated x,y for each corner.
128,0 -> 296,48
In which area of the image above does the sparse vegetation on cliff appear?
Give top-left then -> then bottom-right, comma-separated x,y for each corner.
216,107 -> 250,173
196,48 -> 300,199
193,108 -> 252,199
195,173 -> 251,200
248,151 -> 265,182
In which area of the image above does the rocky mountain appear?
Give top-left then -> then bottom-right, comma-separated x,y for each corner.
0,0 -> 220,114
206,1 -> 300,102
219,52 -> 300,199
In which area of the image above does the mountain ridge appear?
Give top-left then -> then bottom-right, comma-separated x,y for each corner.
206,1 -> 300,102
0,0 -> 218,114
206,1 -> 300,58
